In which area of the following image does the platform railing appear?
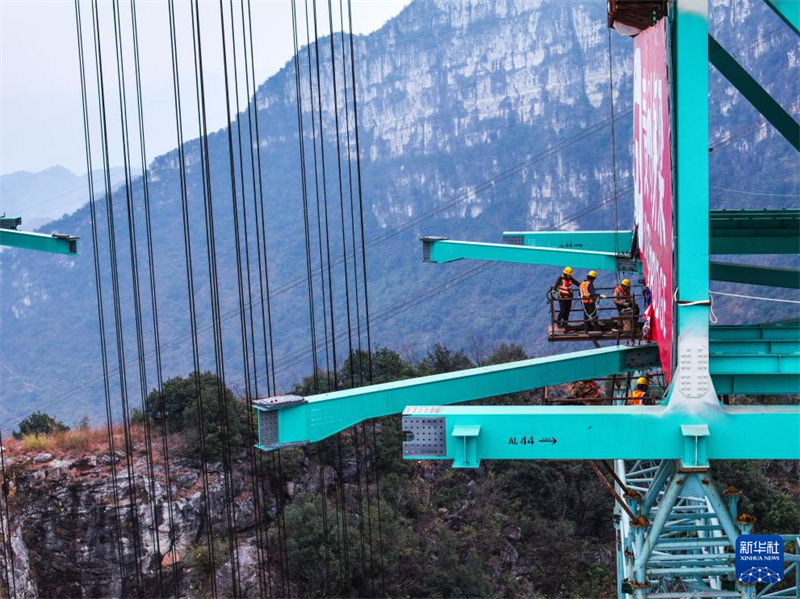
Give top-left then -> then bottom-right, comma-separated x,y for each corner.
547,286 -> 645,342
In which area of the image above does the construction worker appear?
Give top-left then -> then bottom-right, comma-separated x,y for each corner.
580,271 -> 602,332
628,377 -> 649,405
552,266 -> 578,329
639,278 -> 652,310
612,279 -> 639,330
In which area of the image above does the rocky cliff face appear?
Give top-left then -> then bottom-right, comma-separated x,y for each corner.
0,443 -> 282,597
0,0 -> 797,428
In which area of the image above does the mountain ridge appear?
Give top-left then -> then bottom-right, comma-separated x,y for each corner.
0,0 -> 797,428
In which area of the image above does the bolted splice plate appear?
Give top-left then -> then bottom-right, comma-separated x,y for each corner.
402,413 -> 447,457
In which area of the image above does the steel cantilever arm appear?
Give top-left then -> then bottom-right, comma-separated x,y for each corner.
253,344 -> 660,450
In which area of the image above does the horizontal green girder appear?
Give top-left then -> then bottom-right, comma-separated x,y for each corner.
710,324 -> 800,341
709,34 -> 800,151
710,339 -> 799,354
422,237 -> 640,273
709,209 -> 800,254
253,339 -> 798,451
501,230 -> 633,253
254,344 -> 660,450
765,0 -> 800,36
401,404 -> 800,464
0,229 -> 78,254
709,261 -> 800,289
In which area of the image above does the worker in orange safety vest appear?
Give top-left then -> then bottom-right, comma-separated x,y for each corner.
579,271 -> 603,332
627,377 -> 649,405
552,266 -> 577,329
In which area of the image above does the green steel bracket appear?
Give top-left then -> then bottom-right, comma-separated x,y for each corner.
253,344 -> 660,450
451,425 -> 481,468
401,404 -> 800,466
709,261 -> 800,289
421,236 -> 641,273
502,230 -> 634,254
764,0 -> 800,36
680,424 -> 710,469
709,34 -> 800,151
709,209 -> 800,255
0,216 -> 23,230
0,228 -> 79,255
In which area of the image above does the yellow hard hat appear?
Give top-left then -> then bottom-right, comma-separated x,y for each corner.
637,377 -> 648,386
621,279 -> 631,287
563,266 -> 573,275
587,270 -> 597,278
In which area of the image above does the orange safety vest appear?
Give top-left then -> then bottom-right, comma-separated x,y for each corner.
628,389 -> 646,406
580,281 -> 593,304
614,285 -> 630,298
558,277 -> 573,298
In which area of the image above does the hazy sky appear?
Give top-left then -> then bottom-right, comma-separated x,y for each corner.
0,0 -> 412,176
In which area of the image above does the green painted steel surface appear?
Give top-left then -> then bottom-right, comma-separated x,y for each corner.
501,230 -> 633,253
423,238 -> 639,272
709,261 -> 800,289
764,0 -> 800,35
0,229 -> 78,254
710,324 -> 800,341
709,210 -> 800,255
675,0 -> 711,361
402,404 -> 800,464
709,35 -> 800,151
254,345 -> 660,449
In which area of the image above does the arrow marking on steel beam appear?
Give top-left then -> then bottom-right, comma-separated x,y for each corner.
539,438 -> 557,445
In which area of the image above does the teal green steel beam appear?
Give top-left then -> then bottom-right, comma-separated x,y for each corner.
764,0 -> 800,36
709,261 -> 800,289
253,344 -> 660,450
710,339 -> 799,354
501,230 -> 634,254
710,324 -> 800,341
401,404 -> 800,466
422,237 -> 640,272
709,210 -> 800,253
675,1 -> 711,349
709,35 -> 800,151
0,229 -> 78,254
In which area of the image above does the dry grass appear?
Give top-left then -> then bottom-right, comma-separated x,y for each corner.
8,424 -> 154,460
20,434 -> 54,453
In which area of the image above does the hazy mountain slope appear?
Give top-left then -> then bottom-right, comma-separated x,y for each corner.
0,0 -> 797,428
0,165 -> 133,231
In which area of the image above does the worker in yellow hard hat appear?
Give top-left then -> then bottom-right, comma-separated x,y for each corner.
613,278 -> 639,332
551,266 -> 578,329
579,271 -> 601,332
628,377 -> 649,406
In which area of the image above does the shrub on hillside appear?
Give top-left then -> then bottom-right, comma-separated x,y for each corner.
13,411 -> 69,440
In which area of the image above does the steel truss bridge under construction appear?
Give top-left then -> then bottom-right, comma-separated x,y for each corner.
3,0 -> 798,597
249,1 -> 800,597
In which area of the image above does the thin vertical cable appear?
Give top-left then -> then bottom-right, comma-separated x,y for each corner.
74,0 -> 127,587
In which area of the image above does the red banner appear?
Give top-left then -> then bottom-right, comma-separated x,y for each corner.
634,19 -> 673,381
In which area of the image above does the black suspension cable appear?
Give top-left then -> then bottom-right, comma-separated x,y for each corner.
304,0 -> 334,392
311,0 -> 340,391
109,2 -> 164,591
235,1 -> 274,594
326,2 -> 368,591
128,0 -> 180,591
74,0 -> 128,587
291,0 -> 331,593
191,0 -> 242,592
166,2 -> 218,596
90,1 -> 145,591
345,1 -> 383,587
